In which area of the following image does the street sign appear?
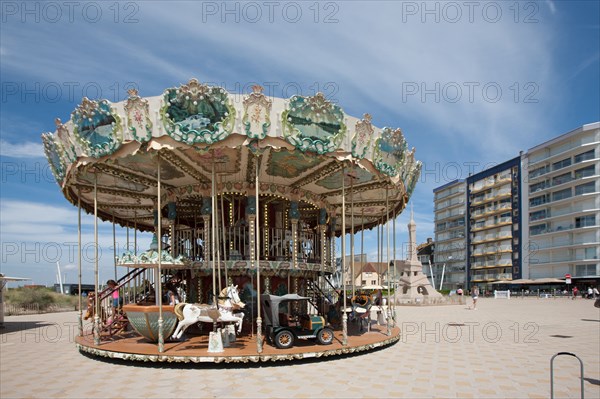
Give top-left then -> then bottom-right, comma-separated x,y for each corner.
565,274 -> 571,279
566,278 -> 571,284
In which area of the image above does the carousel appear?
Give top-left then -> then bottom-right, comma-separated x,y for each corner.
41,79 -> 421,363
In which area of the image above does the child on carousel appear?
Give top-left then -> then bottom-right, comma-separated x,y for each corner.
107,279 -> 122,316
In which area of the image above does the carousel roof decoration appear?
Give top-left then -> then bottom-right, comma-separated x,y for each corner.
160,78 -> 235,145
242,85 -> 272,139
124,88 -> 153,142
71,97 -> 123,158
41,78 -> 422,234
351,113 -> 374,159
282,92 -> 346,155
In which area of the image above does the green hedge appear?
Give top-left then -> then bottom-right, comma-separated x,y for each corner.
4,287 -> 78,310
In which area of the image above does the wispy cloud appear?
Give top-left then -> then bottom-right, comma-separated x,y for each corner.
0,140 -> 44,158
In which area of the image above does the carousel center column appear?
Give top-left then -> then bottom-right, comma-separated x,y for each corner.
201,197 -> 212,304
290,200 -> 300,314
319,208 -> 327,314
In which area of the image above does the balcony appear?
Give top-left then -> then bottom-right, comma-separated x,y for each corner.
471,232 -> 513,244
471,190 -> 512,206
435,209 -> 466,222
470,176 -> 512,195
472,246 -> 512,257
471,272 -> 513,282
530,224 -> 573,236
471,218 -> 512,232
471,203 -> 512,219
529,240 -> 600,251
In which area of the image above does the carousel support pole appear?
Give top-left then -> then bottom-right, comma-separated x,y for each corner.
77,192 -> 83,337
112,217 -> 117,281
134,217 -> 138,301
341,165 -> 348,346
255,154 -> 263,354
220,177 -> 228,286
385,187 -> 391,336
361,209 -> 365,263
350,167 -> 355,297
93,173 -> 100,346
157,154 -> 165,353
126,226 -> 131,304
211,155 -> 218,307
392,209 -> 397,327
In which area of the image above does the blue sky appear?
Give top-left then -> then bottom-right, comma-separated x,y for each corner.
1,0 -> 599,285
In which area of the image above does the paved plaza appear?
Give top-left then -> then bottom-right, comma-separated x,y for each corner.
1,298 -> 598,399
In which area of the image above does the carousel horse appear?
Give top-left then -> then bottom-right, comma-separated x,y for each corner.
172,284 -> 245,340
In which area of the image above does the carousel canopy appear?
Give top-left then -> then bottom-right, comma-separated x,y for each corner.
41,79 -> 421,233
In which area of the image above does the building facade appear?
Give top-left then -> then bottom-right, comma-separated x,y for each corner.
433,180 -> 467,290
433,122 -> 600,289
466,157 -> 522,287
522,122 -> 600,286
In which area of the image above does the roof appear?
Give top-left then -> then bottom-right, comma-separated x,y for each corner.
433,179 -> 465,193
527,122 -> 600,153
361,263 -> 378,273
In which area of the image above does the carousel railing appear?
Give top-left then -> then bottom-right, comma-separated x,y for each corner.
173,227 -> 205,260
172,225 -> 323,263
267,227 -> 320,263
224,225 -> 248,260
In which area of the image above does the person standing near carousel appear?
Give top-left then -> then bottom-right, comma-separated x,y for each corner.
471,286 -> 480,310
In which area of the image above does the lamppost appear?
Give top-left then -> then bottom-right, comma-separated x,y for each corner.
439,255 -> 453,291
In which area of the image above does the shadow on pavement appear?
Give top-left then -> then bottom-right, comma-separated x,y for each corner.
0,321 -> 55,335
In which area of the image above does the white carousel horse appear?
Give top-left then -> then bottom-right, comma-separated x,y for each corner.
171,285 -> 245,340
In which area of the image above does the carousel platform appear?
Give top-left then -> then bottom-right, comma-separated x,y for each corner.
75,323 -> 400,364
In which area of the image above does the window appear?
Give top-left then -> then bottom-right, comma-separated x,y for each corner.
574,149 -> 595,163
371,280 -> 377,285
552,172 -> 572,186
574,165 -> 595,179
473,221 -> 485,229
585,247 -> 597,260
575,181 -> 595,195
530,195 -> 548,207
361,280 -> 366,285
575,264 -> 596,276
529,166 -> 547,179
575,215 -> 595,228
530,181 -> 547,193
552,188 -> 571,201
530,210 -> 547,221
552,157 -> 572,171
530,224 -> 547,236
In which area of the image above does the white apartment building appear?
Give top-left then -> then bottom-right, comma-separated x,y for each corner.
522,122 -> 600,285
433,180 -> 467,289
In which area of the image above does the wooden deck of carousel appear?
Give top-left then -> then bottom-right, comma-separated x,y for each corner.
75,322 -> 400,364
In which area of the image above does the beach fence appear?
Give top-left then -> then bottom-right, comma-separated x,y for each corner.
4,303 -> 77,315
